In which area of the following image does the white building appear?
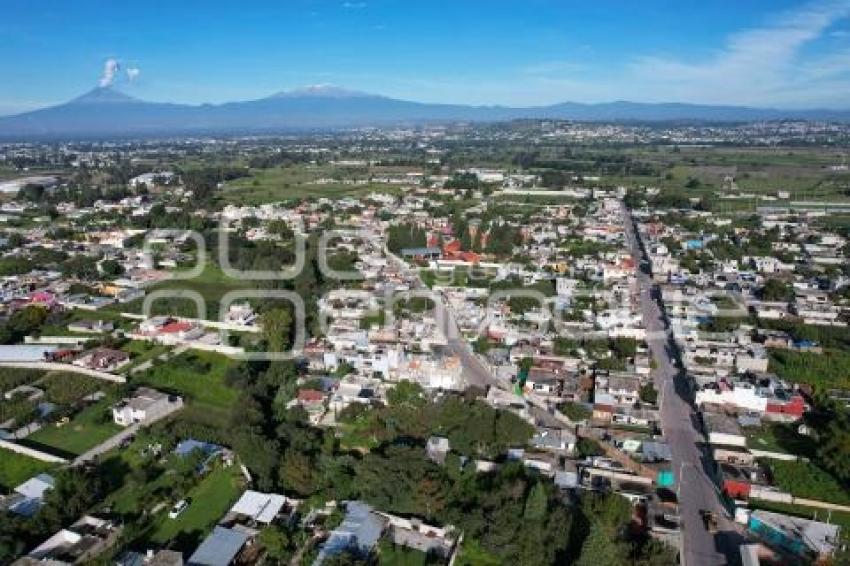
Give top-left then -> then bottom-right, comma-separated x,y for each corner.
112,388 -> 179,427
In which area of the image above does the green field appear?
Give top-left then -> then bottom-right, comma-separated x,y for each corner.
769,349 -> 850,391
763,459 -> 850,506
745,423 -> 813,456
0,448 -> 55,490
26,399 -> 122,457
114,262 -> 246,317
220,164 -> 405,204
120,340 -> 171,372
149,464 -> 243,548
133,351 -> 237,422
378,540 -> 436,566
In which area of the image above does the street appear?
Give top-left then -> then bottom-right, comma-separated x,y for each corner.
620,201 -> 743,566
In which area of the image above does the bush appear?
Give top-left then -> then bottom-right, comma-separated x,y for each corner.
558,402 -> 591,421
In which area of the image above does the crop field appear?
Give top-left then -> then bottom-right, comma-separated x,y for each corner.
220,163 -> 405,204
600,146 -> 850,201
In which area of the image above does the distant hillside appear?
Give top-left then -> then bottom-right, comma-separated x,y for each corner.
1,85 -> 849,139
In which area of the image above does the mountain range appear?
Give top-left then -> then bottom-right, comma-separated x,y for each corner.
2,85 -> 850,139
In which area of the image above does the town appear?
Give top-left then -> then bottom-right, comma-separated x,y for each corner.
0,123 -> 847,566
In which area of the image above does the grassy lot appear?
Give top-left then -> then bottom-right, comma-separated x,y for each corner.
769,349 -> 850,391
454,539 -> 501,566
0,368 -> 44,393
220,164 -> 404,205
558,401 -> 592,421
745,423 -> 813,456
0,448 -> 56,490
120,340 -> 171,372
606,146 -> 850,200
378,540 -> 436,566
133,351 -> 236,423
113,262 -> 246,317
337,417 -> 380,452
38,309 -> 132,337
148,464 -> 243,549
763,459 -> 850,506
26,399 -> 122,457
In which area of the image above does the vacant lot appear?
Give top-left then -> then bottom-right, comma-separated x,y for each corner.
25,399 -> 122,457
769,349 -> 850,391
149,464 -> 243,550
764,459 -> 850,506
133,351 -> 236,423
220,164 -> 404,204
0,448 -> 55,490
745,423 -> 813,457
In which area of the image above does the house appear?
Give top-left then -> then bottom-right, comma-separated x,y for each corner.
187,526 -> 251,566
313,501 -> 385,565
0,345 -> 58,363
526,368 -> 560,396
223,303 -> 256,327
3,473 -> 55,517
703,412 -> 747,448
115,550 -> 184,566
16,515 -> 122,565
400,247 -> 441,260
530,428 -> 576,454
746,509 -> 842,561
226,490 -> 298,525
377,512 -> 457,559
72,348 -> 130,372
174,439 -> 222,459
594,373 -> 641,407
296,389 -> 325,408
67,319 -> 114,333
426,436 -> 451,465
112,388 -> 179,427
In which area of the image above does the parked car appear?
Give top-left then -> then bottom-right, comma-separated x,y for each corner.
699,509 -> 718,533
168,498 -> 190,519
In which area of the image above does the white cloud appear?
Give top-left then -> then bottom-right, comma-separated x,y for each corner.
99,58 -> 120,87
126,66 -> 141,81
513,0 -> 850,107
624,0 -> 850,106
342,1 -> 367,8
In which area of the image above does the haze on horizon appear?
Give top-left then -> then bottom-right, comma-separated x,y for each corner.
2,0 -> 850,116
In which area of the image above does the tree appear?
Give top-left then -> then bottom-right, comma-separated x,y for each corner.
62,254 -> 100,280
261,307 -> 292,354
816,404 -> 850,483
100,259 -> 124,277
523,482 -> 547,521
279,449 -> 315,496
386,380 -> 426,407
259,527 -> 291,561
639,383 -> 658,405
268,219 -> 294,240
759,278 -> 793,302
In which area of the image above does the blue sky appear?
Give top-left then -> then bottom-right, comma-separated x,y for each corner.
1,0 -> 850,115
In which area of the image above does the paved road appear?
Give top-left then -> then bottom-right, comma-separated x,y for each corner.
620,201 -> 743,565
72,399 -> 184,466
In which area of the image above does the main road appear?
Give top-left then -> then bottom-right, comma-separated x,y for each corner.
620,201 -> 744,565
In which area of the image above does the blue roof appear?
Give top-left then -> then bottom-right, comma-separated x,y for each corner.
313,501 -> 384,565
174,438 -> 222,458
188,526 -> 249,566
400,247 -> 441,256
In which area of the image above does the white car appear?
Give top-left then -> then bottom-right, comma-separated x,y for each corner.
168,499 -> 189,519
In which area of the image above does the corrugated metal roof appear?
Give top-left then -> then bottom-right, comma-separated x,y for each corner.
188,526 -> 248,566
